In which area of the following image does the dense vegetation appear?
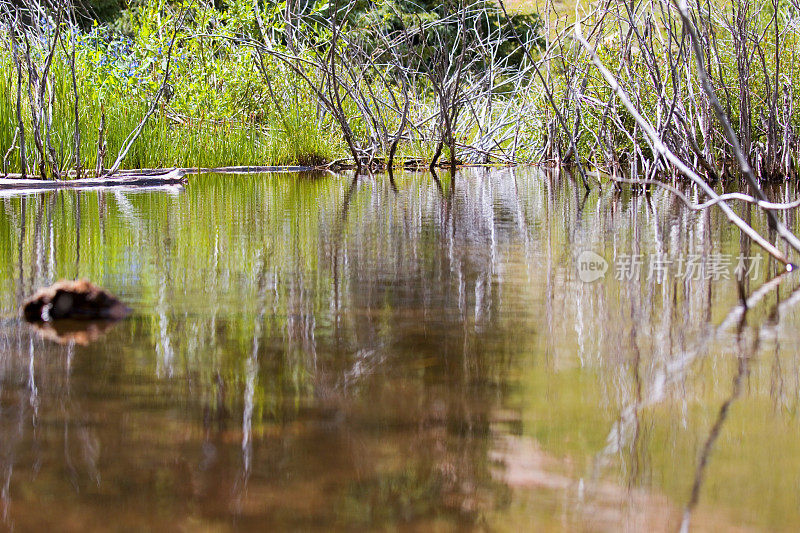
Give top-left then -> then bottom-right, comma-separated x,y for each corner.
0,0 -> 543,176
2,0 -> 800,183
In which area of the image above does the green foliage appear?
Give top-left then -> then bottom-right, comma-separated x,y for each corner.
0,0 -> 543,175
76,0 -> 127,24
306,0 -> 543,67
0,2 -> 343,175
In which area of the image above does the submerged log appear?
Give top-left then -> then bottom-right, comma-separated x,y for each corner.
22,280 -> 131,322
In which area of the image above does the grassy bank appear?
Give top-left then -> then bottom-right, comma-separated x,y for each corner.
1,0 -> 548,176
0,26 -> 341,174
3,0 -> 800,181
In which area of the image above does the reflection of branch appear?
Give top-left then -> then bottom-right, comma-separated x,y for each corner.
600,271 -> 797,462
335,176 -> 360,231
604,174 -> 800,211
628,301 -> 643,486
680,326 -> 757,532
430,168 -> 454,233
331,177 -> 360,314
236,246 -> 273,501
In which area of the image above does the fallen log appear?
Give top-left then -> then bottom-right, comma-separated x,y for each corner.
71,165 -> 317,177
0,168 -> 186,190
0,165 -> 338,194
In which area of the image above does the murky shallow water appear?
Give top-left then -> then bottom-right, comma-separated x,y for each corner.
0,169 -> 799,531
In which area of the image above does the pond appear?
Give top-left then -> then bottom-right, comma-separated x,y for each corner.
0,169 -> 798,531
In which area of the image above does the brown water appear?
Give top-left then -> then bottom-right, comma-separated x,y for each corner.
0,169 -> 799,531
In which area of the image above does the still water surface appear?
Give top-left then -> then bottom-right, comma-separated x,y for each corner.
0,169 -> 799,531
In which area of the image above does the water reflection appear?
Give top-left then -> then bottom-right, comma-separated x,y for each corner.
0,169 -> 798,529
27,319 -> 122,346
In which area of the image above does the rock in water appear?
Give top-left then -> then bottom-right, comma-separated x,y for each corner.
22,280 -> 130,322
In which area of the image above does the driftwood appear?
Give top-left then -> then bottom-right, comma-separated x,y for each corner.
0,168 -> 187,191
0,165 -> 342,194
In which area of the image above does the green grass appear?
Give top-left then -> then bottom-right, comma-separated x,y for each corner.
0,41 -> 342,176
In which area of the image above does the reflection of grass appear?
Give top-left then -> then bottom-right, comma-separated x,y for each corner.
3,172 -> 799,531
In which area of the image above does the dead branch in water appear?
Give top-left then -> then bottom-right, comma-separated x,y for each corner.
575,27 -> 794,266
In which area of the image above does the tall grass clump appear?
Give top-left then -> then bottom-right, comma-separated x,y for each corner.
0,57 -> 18,174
